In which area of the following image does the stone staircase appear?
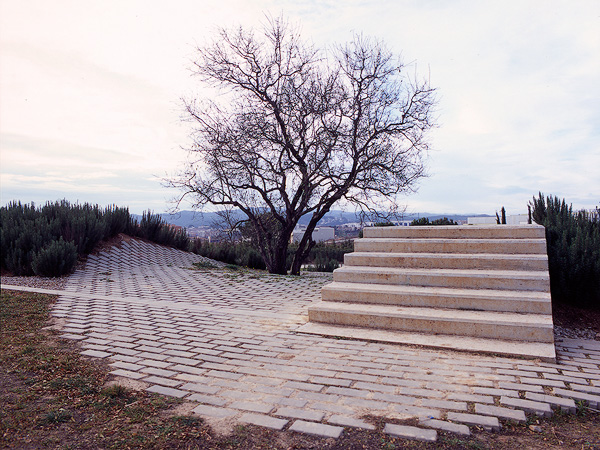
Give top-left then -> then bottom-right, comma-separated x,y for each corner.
298,225 -> 556,361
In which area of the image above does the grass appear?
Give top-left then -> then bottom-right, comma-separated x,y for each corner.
1,288 -> 599,449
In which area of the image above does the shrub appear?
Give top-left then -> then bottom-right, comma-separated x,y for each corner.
134,211 -> 190,250
31,238 -> 78,277
306,256 -> 340,272
531,193 -> 600,308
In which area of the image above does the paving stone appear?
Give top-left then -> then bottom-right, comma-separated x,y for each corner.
419,418 -> 470,436
384,423 -> 437,442
474,403 -> 526,422
372,392 -> 417,405
110,361 -> 144,371
447,412 -> 500,431
498,382 -> 544,393
81,349 -> 112,358
448,392 -> 494,404
500,396 -> 552,417
524,392 -> 577,413
146,385 -> 188,398
277,398 -> 308,408
354,381 -> 396,393
289,420 -> 344,438
571,384 -> 600,395
328,415 -> 375,430
563,371 -> 600,381
553,388 -> 600,408
141,367 -> 177,377
310,402 -> 354,415
519,377 -> 565,388
275,407 -> 325,421
192,404 -> 237,418
284,381 -> 324,392
239,413 -> 288,430
181,382 -> 220,395
392,404 -> 441,419
421,399 -> 467,411
110,369 -> 146,380
142,376 -> 183,387
187,393 -> 227,406
229,401 -> 275,414
310,376 -> 353,387
206,370 -> 243,380
326,386 -> 370,398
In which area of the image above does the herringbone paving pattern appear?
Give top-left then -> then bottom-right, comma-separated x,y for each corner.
4,238 -> 600,442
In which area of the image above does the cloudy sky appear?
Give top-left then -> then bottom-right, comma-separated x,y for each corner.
1,0 -> 598,216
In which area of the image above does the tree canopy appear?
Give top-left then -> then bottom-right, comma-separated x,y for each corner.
172,17 -> 437,274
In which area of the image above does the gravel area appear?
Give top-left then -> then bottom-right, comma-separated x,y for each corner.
1,275 -> 69,291
555,325 -> 600,341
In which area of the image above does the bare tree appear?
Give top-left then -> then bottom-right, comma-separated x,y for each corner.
172,17 -> 436,275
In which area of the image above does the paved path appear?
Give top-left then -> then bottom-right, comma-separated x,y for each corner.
3,238 -> 600,442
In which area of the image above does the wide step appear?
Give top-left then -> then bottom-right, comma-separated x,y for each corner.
297,322 -> 556,362
355,238 -> 547,254
334,266 -> 550,292
363,224 -> 545,239
322,282 -> 552,314
308,301 -> 554,342
345,252 -> 549,271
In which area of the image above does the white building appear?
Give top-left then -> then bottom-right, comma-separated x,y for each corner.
291,226 -> 335,243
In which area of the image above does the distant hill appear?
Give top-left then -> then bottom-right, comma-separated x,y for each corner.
133,210 -> 490,228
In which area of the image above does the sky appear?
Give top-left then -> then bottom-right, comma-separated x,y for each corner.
1,0 -> 599,216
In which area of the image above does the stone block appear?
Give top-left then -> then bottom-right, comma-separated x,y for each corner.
289,420 -> 344,438
383,423 -> 437,442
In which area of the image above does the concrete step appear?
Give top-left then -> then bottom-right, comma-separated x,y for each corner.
297,322 -> 556,362
333,266 -> 550,292
354,238 -> 547,255
307,301 -> 554,343
344,252 -> 549,271
363,224 -> 545,240
322,282 -> 552,314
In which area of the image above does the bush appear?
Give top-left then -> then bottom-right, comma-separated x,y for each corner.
305,256 -> 340,272
134,211 -> 190,250
531,193 -> 600,308
31,238 -> 78,277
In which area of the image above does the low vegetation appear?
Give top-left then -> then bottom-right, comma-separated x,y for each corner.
190,239 -> 353,273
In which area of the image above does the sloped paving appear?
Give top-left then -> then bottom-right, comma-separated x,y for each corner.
4,238 -> 600,442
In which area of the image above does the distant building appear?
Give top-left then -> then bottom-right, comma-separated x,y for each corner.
291,226 -> 335,243
467,214 -> 529,225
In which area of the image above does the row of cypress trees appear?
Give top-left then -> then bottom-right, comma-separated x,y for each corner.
0,200 -> 189,277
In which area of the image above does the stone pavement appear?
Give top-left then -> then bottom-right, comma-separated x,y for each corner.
3,238 -> 600,443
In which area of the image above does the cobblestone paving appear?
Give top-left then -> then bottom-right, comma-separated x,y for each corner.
4,238 -> 600,442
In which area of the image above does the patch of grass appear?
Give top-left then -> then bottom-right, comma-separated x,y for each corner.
40,408 -> 72,424
191,260 -> 218,270
101,383 -> 129,398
